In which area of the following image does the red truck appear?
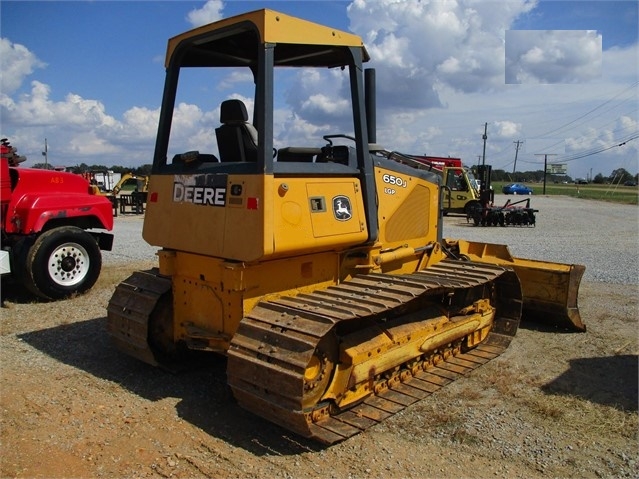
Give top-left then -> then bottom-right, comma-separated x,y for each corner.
1,138 -> 114,300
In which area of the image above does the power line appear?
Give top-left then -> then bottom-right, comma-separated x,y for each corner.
553,134 -> 639,163
535,81 -> 639,139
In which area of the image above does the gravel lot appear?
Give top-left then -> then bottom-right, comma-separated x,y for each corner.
1,195 -> 637,478
443,194 -> 639,285
102,214 -> 156,265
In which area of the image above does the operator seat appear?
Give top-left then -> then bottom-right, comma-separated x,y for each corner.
215,99 -> 258,162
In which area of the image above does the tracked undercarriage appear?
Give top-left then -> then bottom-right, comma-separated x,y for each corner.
108,260 -> 521,444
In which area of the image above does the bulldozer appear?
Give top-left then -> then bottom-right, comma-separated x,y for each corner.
107,9 -> 585,444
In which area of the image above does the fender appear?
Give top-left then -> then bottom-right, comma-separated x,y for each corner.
9,192 -> 114,234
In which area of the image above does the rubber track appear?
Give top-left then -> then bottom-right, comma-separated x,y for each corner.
227,259 -> 522,444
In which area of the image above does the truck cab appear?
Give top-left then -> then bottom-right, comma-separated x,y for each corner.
1,139 -> 114,300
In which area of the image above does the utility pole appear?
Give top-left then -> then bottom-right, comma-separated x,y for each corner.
513,140 -> 523,174
42,138 -> 48,169
535,153 -> 557,195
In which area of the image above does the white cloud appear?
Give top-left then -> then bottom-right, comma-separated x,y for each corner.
506,30 -> 603,84
218,69 -> 254,90
2,80 -> 117,129
494,120 -> 522,138
1,79 -> 159,164
186,0 -> 224,28
275,112 -> 333,148
348,0 -> 538,108
566,114 -> 638,153
302,94 -> 351,117
0,0 -> 636,179
282,67 -> 353,129
121,107 -> 161,141
67,131 -> 120,156
602,44 -> 639,84
0,38 -> 46,94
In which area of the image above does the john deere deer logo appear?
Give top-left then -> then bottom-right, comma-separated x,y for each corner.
332,196 -> 352,221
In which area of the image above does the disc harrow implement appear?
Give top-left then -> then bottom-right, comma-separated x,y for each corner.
468,198 -> 538,227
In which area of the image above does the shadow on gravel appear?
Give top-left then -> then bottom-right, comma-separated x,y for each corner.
1,279 -> 43,305
448,219 -> 475,227
518,318 -> 584,334
17,316 -> 325,456
541,355 -> 638,411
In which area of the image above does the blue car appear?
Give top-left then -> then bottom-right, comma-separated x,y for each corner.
502,183 -> 533,195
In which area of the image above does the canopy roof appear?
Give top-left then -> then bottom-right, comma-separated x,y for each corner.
165,8 -> 370,69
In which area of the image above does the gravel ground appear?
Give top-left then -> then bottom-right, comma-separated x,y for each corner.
1,195 -> 637,478
443,194 -> 639,285
102,214 -> 156,265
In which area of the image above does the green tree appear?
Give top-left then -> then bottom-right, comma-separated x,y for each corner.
135,164 -> 153,176
609,168 -> 633,184
593,173 -> 605,184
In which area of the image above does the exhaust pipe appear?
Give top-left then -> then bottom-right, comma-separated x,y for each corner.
365,68 -> 376,145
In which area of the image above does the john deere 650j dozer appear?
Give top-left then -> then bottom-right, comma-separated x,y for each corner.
108,9 -> 585,444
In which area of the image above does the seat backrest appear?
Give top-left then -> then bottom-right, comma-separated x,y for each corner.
215,99 -> 258,162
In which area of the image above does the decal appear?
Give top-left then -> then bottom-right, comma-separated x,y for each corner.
310,196 -> 326,213
382,173 -> 408,188
247,197 -> 259,210
173,174 -> 227,206
332,195 -> 352,221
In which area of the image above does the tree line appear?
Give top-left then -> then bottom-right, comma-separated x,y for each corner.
32,162 -> 153,176
469,167 -> 638,185
30,161 -> 639,185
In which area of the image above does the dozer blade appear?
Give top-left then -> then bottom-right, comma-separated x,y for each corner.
448,239 -> 586,331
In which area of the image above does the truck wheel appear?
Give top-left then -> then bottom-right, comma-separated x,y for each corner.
25,226 -> 102,300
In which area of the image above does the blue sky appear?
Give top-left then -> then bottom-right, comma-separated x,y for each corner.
1,0 -> 637,180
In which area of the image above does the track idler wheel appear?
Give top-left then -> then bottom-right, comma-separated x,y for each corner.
302,334 -> 337,409
148,291 -> 189,370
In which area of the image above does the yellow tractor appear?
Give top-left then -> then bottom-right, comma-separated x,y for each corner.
107,9 -> 585,444
409,156 -> 483,217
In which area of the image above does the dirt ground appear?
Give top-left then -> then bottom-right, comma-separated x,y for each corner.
1,246 -> 638,477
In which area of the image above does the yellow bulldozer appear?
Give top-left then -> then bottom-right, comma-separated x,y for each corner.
107,9 -> 585,444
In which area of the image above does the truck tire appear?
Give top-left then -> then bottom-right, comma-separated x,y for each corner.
24,226 -> 102,300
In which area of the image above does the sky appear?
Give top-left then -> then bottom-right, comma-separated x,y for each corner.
1,0 -> 637,180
